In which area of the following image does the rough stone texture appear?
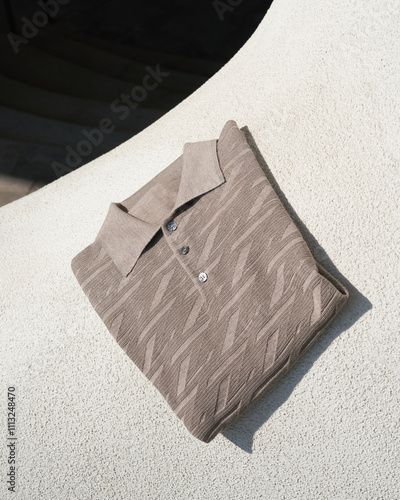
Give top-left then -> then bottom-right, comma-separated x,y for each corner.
1,0 -> 399,498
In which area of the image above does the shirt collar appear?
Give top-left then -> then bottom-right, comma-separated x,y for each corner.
96,137 -> 226,277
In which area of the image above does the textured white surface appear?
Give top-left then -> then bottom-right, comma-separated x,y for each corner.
1,0 -> 400,498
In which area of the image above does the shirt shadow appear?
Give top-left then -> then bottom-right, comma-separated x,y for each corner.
218,126 -> 372,453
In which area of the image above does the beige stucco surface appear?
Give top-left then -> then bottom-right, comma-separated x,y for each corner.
1,0 -> 399,498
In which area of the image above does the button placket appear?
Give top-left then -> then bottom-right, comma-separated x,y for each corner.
163,213 -> 209,287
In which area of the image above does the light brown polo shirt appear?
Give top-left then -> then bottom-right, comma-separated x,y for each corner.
71,120 -> 349,443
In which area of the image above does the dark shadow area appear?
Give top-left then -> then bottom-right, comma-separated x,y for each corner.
219,126 -> 372,452
0,0 -> 273,206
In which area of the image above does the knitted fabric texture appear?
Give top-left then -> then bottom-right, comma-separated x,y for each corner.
71,120 -> 349,443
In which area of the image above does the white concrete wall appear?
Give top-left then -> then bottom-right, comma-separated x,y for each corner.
1,0 -> 399,498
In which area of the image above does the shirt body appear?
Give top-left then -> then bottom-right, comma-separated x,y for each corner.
71,120 -> 349,443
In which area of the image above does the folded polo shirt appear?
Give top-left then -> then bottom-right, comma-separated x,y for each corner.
71,119 -> 349,443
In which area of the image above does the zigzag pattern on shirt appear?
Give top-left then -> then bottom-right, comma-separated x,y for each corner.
70,120 -> 348,443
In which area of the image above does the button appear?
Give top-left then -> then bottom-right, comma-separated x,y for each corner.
198,272 -> 208,282
180,245 -> 189,255
167,221 -> 177,231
